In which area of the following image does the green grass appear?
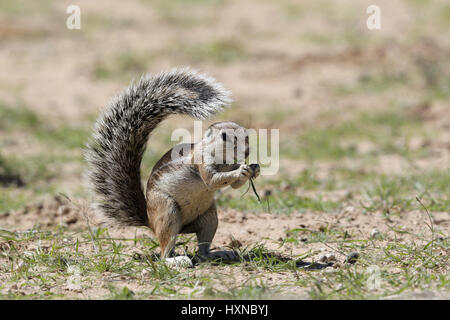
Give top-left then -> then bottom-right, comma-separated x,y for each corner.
0,102 -> 89,212
0,213 -> 448,300
306,237 -> 449,299
0,102 -> 40,130
0,191 -> 30,213
107,285 -> 135,300
0,151 -> 73,186
298,32 -> 338,46
217,188 -> 340,214
0,102 -> 89,150
334,70 -> 409,96
172,38 -> 248,65
360,175 -> 448,213
143,0 -> 226,27
80,13 -> 135,35
283,2 -> 305,21
92,51 -> 155,81
201,39 -> 247,64
334,56 -> 450,101
0,0 -> 52,16
440,4 -> 450,27
206,280 -> 280,299
282,107 -> 432,161
217,167 -> 449,215
267,169 -> 329,191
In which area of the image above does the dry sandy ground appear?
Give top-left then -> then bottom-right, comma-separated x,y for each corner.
2,195 -> 447,248
0,196 -> 448,299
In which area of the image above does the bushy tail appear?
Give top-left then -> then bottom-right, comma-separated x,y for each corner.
84,68 -> 231,226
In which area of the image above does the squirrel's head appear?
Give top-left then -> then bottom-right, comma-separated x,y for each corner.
202,121 -> 249,165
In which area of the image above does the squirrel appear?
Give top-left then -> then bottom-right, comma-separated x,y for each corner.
85,68 -> 260,265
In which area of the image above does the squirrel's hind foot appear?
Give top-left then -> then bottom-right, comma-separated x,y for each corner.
198,250 -> 240,263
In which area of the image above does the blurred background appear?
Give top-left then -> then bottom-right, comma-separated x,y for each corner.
0,0 -> 449,215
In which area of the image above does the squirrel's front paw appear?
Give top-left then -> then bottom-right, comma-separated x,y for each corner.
248,163 -> 260,178
238,164 -> 253,179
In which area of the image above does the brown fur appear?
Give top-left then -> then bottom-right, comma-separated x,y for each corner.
145,122 -> 259,259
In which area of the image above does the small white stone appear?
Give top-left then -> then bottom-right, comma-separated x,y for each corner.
165,256 -> 193,268
370,228 -> 381,238
67,265 -> 81,276
23,251 -> 33,257
15,260 -> 26,271
66,275 -> 82,291
343,206 -> 355,214
325,253 -> 336,262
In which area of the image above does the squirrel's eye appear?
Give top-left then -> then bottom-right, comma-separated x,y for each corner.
221,132 -> 227,141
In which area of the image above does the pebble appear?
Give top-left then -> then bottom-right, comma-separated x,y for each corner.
343,206 -> 355,214
319,253 -> 337,264
346,252 -> 360,264
165,256 -> 194,268
370,228 -> 381,239
23,251 -> 34,257
326,253 -> 337,262
15,260 -> 26,271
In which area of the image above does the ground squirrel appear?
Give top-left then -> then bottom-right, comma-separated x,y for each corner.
85,68 -> 259,265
